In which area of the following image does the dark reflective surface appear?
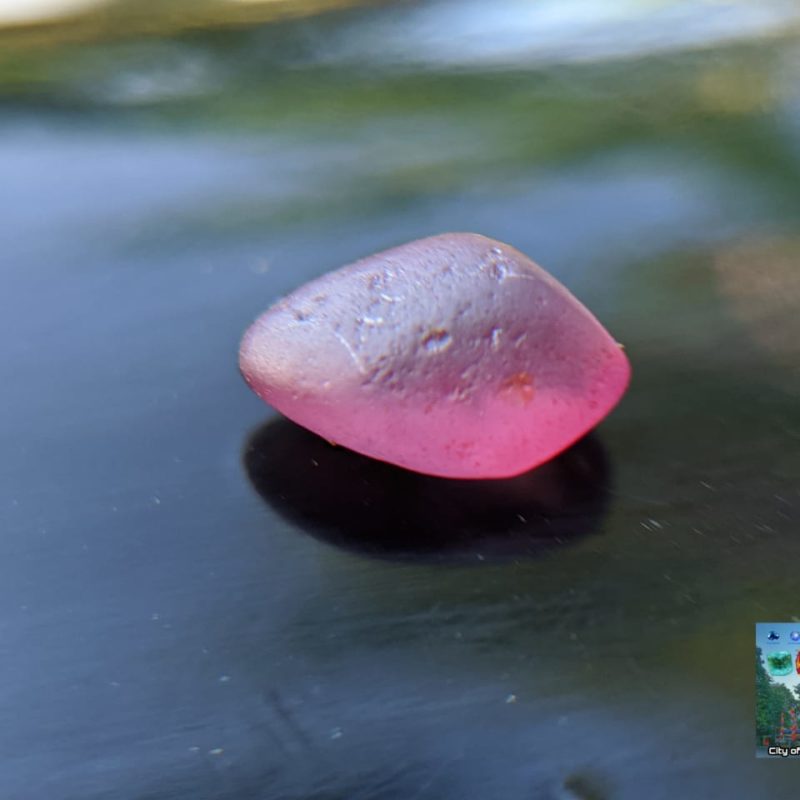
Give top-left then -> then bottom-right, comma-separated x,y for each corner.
2,1 -> 800,798
245,421 -> 611,563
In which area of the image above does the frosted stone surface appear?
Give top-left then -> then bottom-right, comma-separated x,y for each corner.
240,233 -> 630,478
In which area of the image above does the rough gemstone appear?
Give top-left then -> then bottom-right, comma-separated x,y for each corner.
239,233 -> 631,479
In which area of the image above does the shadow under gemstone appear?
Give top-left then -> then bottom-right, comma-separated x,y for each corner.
243,418 -> 613,563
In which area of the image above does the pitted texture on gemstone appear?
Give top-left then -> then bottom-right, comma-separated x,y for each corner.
240,233 -> 631,479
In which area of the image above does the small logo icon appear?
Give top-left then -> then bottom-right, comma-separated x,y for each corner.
790,631 -> 800,642
767,651 -> 793,676
768,631 -> 781,641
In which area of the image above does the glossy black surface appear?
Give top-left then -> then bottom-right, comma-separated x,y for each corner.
1,2 -> 799,798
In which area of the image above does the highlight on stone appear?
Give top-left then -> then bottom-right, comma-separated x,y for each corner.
239,233 -> 631,479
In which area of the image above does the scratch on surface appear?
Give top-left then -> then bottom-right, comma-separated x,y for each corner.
333,331 -> 367,374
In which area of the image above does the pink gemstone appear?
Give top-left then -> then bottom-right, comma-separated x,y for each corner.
240,233 -> 631,479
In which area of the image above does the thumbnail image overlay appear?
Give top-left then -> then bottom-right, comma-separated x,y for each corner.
756,623 -> 800,757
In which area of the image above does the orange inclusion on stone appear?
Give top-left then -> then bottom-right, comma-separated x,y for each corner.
499,371 -> 536,405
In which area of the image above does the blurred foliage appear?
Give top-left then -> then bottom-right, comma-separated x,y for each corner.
3,2 -> 800,238
0,0 -> 380,50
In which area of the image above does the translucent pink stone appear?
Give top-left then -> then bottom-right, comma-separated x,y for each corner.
239,233 -> 630,479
